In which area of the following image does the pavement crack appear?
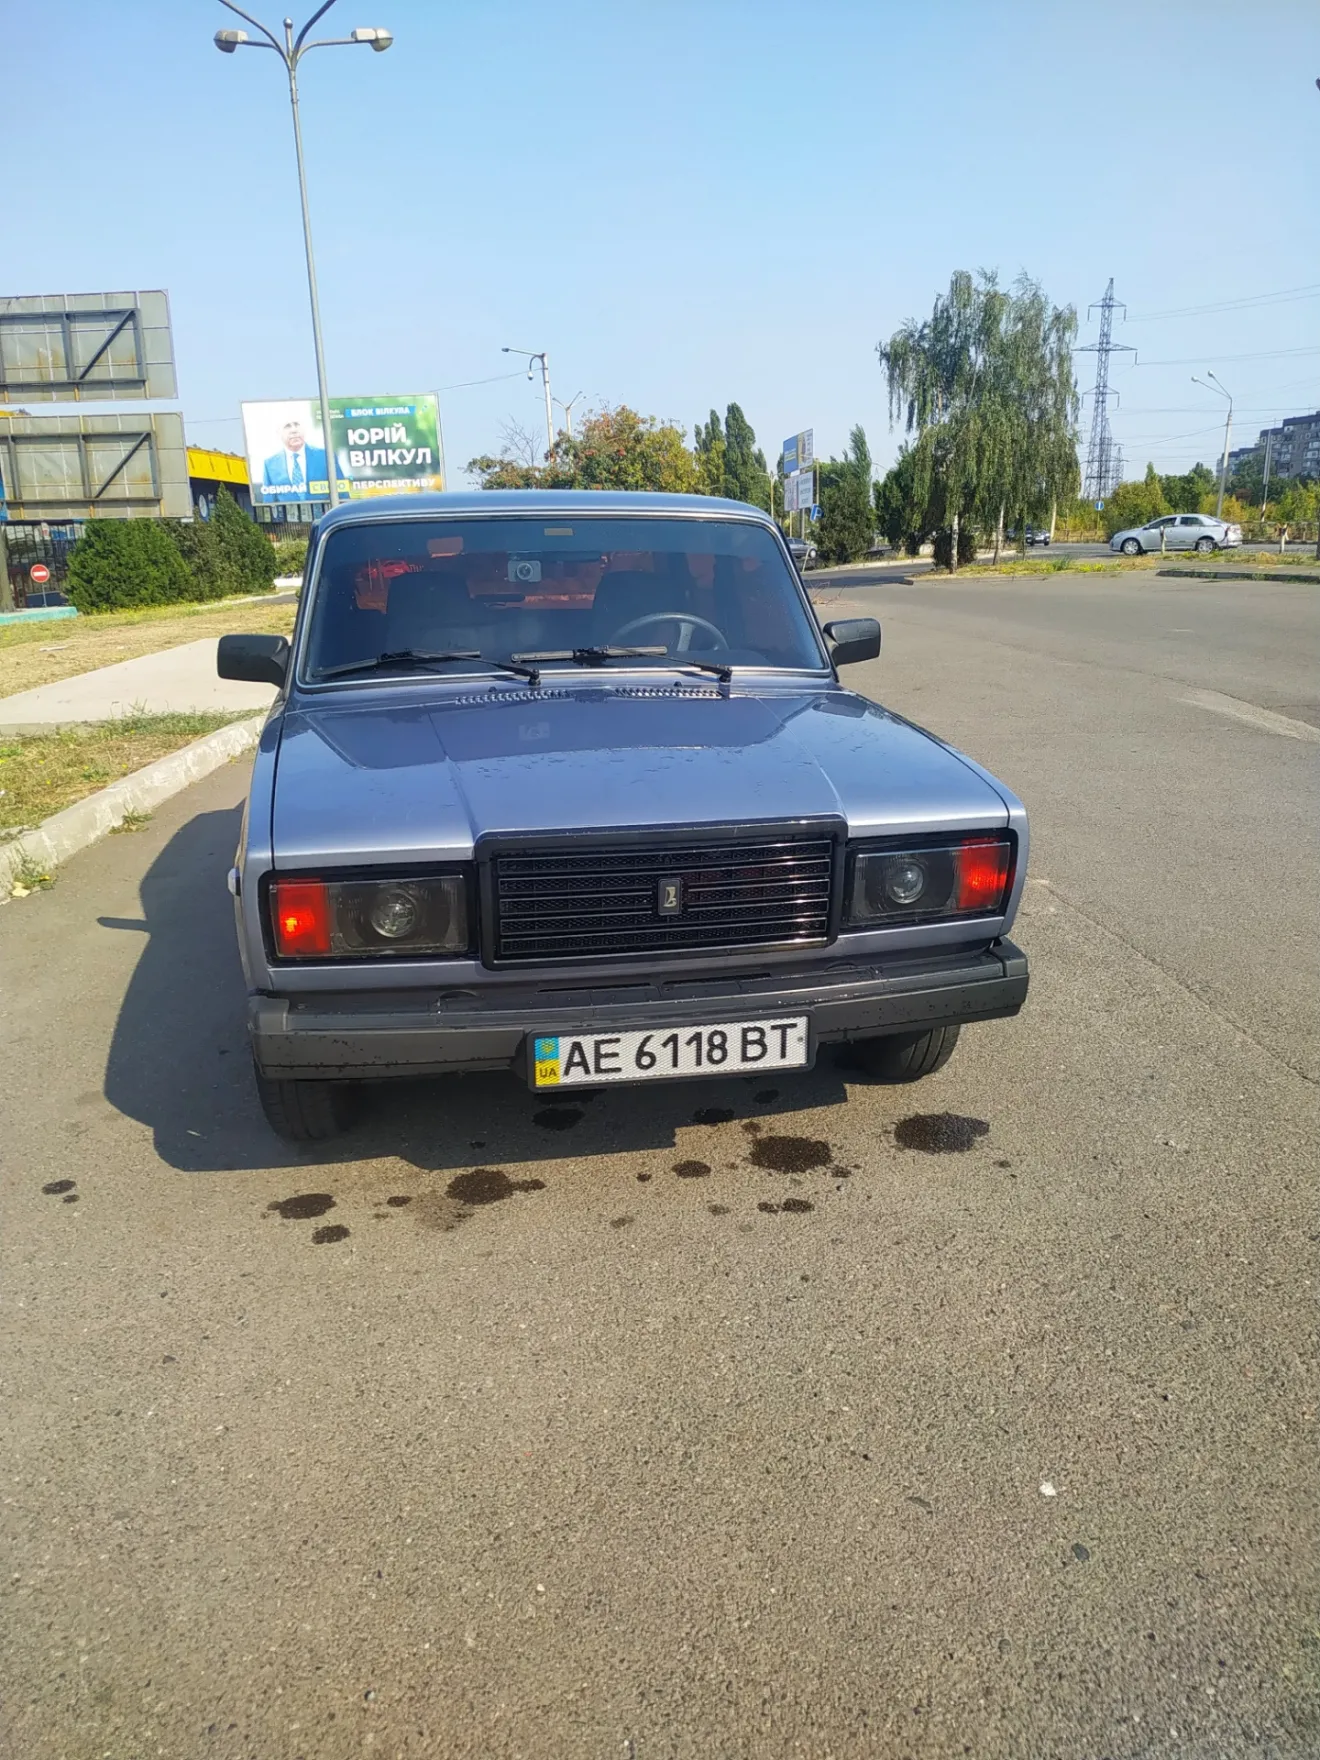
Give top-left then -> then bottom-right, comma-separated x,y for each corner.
1031,878 -> 1318,1089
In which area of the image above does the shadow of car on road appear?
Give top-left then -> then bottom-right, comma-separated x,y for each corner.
104,805 -> 857,1175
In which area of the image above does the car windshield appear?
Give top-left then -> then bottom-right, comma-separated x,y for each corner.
302,515 -> 826,681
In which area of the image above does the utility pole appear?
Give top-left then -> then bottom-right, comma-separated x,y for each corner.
502,348 -> 554,461
1193,373 -> 1233,518
1261,430 -> 1272,520
1079,279 -> 1136,503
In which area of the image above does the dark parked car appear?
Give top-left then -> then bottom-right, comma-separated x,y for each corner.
219,492 -> 1029,1140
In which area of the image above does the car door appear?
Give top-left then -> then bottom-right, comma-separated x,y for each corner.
1170,515 -> 1202,550
1142,516 -> 1174,550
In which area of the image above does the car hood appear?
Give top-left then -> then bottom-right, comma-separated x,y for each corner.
269,682 -> 1011,867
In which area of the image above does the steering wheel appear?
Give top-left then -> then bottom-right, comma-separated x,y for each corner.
611,611 -> 729,654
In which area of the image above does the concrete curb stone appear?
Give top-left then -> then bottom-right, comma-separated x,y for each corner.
2,713 -> 264,895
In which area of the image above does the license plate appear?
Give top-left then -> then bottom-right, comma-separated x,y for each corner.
529,1017 -> 810,1089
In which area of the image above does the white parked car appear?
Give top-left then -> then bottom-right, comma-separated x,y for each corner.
1110,513 -> 1241,556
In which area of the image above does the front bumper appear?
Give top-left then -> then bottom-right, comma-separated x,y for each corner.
250,940 -> 1028,1081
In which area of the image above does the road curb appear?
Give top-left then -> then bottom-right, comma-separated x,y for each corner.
2,713 -> 264,895
1156,567 -> 1320,584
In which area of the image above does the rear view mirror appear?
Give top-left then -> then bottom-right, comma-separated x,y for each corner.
217,633 -> 289,687
823,618 -> 881,667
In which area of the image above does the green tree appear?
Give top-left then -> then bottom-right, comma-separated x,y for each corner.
1160,461 -> 1217,512
467,406 -> 698,494
816,426 -> 874,563
694,410 -> 728,498
212,488 -> 276,593
65,519 -> 192,613
722,403 -> 772,511
877,269 -> 1078,571
1101,464 -> 1169,537
873,447 -> 928,554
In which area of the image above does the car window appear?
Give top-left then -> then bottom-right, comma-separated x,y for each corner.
302,515 -> 827,678
1178,516 -> 1201,526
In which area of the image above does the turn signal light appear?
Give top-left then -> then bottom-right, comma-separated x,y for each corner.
272,880 -> 331,956
955,840 -> 1012,912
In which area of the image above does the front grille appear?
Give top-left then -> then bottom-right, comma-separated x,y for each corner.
490,832 -> 836,963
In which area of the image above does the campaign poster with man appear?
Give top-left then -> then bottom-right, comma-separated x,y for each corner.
241,399 -> 329,502
242,395 -> 444,504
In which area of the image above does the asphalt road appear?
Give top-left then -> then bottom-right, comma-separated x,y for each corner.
3,572 -> 1317,1760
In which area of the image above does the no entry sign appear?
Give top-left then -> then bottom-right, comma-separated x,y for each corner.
29,563 -> 51,586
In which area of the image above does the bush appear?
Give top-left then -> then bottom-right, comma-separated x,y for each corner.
932,525 -> 978,569
272,537 -> 308,577
211,488 -> 276,595
65,520 -> 192,614
167,517 -> 243,602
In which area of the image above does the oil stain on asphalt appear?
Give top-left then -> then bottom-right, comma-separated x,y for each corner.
42,1179 -> 79,1204
693,1107 -> 735,1126
448,1168 -> 546,1206
673,1160 -> 711,1179
267,1193 -> 336,1220
533,1107 -> 583,1131
750,1136 -> 833,1174
894,1114 -> 990,1154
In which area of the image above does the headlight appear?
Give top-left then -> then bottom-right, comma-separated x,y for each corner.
269,874 -> 470,959
846,837 -> 1013,927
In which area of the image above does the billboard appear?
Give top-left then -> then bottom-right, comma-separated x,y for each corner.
241,394 -> 444,505
0,411 -> 189,520
0,290 -> 176,403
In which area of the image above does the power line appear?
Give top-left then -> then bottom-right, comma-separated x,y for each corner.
1135,346 -> 1320,366
1123,282 -> 1320,322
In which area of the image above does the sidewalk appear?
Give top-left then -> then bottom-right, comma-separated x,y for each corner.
0,638 -> 276,734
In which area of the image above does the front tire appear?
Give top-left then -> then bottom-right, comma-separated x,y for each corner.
253,1062 -> 348,1142
1120,537 -> 1141,556
852,1024 -> 961,1082
1195,535 -> 1216,553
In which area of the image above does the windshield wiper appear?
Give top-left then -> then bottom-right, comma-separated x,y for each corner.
512,645 -> 734,684
315,649 -> 541,685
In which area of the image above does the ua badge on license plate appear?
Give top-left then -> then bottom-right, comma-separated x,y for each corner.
528,1017 -> 810,1089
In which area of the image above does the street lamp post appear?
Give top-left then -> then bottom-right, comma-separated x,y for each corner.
1192,372 -> 1233,519
502,348 -> 554,461
553,391 -> 585,441
214,1 -> 392,509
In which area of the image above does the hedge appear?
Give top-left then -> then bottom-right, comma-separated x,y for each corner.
64,519 -> 192,613
64,488 -> 277,613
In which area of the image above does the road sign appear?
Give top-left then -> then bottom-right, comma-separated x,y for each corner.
1095,500 -> 1104,511
29,562 -> 50,585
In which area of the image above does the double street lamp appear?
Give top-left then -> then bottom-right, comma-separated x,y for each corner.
214,1 -> 392,508
1192,371 -> 1233,519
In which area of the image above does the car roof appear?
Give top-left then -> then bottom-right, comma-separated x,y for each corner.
313,489 -> 778,530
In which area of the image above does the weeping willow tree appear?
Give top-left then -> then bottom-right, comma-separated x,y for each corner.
876,271 -> 1079,572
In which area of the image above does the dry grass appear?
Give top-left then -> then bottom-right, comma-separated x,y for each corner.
0,710 -> 252,836
0,597 -> 296,698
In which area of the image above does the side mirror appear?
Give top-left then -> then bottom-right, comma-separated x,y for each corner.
218,633 -> 289,687
823,617 -> 881,667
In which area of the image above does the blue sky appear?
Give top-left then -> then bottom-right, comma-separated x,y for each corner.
13,0 -> 1320,485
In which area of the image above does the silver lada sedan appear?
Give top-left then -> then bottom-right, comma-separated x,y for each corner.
218,491 -> 1029,1140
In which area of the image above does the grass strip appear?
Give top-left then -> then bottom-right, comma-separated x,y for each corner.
0,710 -> 253,836
0,597 -> 296,697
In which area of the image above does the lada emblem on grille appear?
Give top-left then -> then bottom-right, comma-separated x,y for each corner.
657,876 -> 683,916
